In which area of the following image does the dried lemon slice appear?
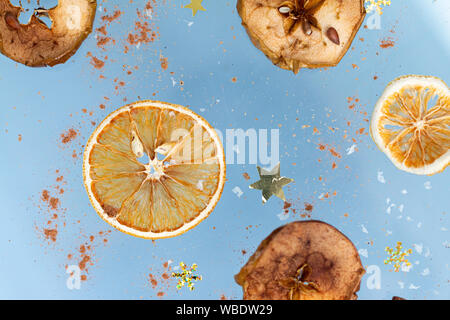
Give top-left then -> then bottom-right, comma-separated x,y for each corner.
370,75 -> 450,175
83,101 -> 226,239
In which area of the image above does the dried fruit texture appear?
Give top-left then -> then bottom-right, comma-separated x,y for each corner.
235,220 -> 365,300
370,75 -> 450,175
0,0 -> 96,67
237,0 -> 366,73
83,100 -> 226,239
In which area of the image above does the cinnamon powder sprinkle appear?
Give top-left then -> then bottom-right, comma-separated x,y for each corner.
101,10 -> 123,23
66,230 -> 112,282
160,56 -> 168,71
41,190 -> 50,202
380,38 -> 395,48
147,260 -> 173,297
90,56 -> 105,69
60,128 -> 78,144
49,197 -> 60,210
43,229 -> 58,242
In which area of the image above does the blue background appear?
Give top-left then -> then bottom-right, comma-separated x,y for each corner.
0,0 -> 448,299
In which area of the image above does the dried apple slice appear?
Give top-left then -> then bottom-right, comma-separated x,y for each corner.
237,0 -> 366,73
0,0 -> 96,67
235,220 -> 365,300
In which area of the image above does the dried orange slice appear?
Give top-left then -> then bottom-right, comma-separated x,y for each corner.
370,75 -> 450,175
83,101 -> 226,239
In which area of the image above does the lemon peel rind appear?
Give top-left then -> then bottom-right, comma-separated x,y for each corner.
83,100 -> 226,239
370,75 -> 450,175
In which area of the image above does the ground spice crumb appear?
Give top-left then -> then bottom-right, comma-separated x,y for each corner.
380,38 -> 395,48
65,230 -> 111,282
283,201 -> 292,214
43,229 -> 57,242
147,259 -> 173,297
78,255 -> 90,271
41,190 -> 50,202
101,10 -> 123,23
49,197 -> 60,210
61,128 -> 77,144
126,3 -> 159,47
160,56 -> 168,71
90,56 -> 105,69
149,275 -> 158,288
328,147 -> 341,158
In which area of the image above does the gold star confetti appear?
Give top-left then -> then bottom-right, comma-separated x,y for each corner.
171,262 -> 202,291
365,0 -> 391,15
384,242 -> 413,272
183,0 -> 207,17
249,163 -> 294,204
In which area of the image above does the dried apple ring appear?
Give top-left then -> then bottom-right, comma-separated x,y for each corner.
235,220 -> 365,300
237,0 -> 366,73
0,0 -> 96,67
